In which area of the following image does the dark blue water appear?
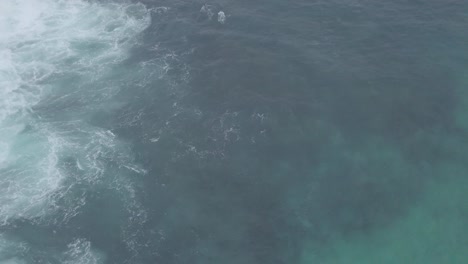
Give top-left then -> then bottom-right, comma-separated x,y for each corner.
1,0 -> 468,263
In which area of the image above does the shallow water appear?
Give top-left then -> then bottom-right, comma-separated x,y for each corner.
1,0 -> 468,263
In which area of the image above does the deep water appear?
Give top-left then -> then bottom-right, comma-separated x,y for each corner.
1,0 -> 468,263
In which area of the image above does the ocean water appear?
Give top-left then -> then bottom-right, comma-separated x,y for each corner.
1,0 -> 467,263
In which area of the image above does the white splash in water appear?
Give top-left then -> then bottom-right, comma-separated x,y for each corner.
217,11 -> 226,24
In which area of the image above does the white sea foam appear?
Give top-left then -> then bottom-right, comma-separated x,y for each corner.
200,4 -> 215,20
63,238 -> 104,264
0,0 -> 150,225
0,1 -> 152,262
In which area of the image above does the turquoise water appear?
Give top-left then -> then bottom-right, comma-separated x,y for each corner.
1,0 -> 468,263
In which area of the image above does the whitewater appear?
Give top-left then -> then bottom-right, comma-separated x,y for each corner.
0,0 -> 150,262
